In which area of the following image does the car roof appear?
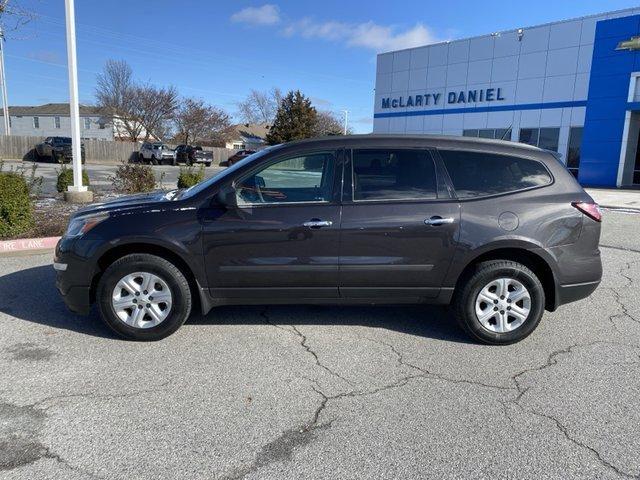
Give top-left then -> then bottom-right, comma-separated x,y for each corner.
273,134 -> 545,159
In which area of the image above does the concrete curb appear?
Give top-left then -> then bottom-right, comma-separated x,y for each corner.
0,236 -> 60,257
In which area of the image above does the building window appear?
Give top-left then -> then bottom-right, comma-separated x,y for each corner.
232,142 -> 245,149
566,127 -> 583,179
519,127 -> 560,151
84,118 -> 91,129
54,116 -> 61,129
33,116 -> 39,129
463,128 -> 512,140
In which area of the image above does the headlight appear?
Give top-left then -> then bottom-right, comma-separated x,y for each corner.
65,213 -> 109,237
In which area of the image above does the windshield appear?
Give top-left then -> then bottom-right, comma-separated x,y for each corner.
180,145 -> 282,199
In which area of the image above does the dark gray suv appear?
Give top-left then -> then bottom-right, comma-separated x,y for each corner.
54,135 -> 602,344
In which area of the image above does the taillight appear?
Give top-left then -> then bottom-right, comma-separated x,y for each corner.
572,201 -> 602,222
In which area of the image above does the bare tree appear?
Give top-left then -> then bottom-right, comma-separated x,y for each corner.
174,97 -> 232,146
95,60 -> 143,141
0,0 -> 37,34
96,60 -> 178,142
236,87 -> 282,124
134,83 -> 179,142
313,110 -> 351,136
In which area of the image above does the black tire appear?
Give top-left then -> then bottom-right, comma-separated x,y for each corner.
139,153 -> 145,163
205,162 -> 211,167
171,157 -> 177,166
151,156 -> 158,165
97,253 -> 192,341
52,151 -> 61,163
452,260 -> 545,345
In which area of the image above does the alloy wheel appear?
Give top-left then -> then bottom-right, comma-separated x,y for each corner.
474,277 -> 531,333
111,272 -> 173,329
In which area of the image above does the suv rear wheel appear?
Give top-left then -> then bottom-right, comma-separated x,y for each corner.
453,260 -> 545,345
97,254 -> 192,341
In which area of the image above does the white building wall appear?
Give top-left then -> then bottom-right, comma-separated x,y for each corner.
373,7 -> 640,162
0,114 -> 114,140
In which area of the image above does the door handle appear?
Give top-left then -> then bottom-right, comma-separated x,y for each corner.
424,216 -> 455,226
303,219 -> 333,228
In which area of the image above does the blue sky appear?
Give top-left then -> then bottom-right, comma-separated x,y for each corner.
3,0 -> 638,132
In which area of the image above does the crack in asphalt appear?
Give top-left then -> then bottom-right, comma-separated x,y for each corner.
260,308 -> 354,387
245,281 -> 640,480
608,260 -> 640,333
508,342 -> 640,479
1,381 -> 173,476
29,380 -> 173,411
600,244 -> 640,255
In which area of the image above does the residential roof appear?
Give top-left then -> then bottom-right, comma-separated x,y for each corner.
0,103 -> 105,116
229,123 -> 270,141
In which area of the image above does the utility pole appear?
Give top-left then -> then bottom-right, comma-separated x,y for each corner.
0,27 -> 10,135
343,110 -> 349,135
63,0 -> 92,202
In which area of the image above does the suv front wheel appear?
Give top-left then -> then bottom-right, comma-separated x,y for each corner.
453,260 -> 545,345
97,254 -> 192,341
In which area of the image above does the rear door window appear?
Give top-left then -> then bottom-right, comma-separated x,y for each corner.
438,150 -> 552,198
352,149 -> 437,201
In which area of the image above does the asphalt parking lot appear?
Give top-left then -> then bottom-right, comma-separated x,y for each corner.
0,210 -> 639,479
1,161 -> 226,195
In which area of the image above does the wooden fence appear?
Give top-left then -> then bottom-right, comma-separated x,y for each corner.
0,135 -> 238,165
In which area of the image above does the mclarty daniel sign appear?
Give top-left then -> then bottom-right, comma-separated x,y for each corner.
381,87 -> 506,109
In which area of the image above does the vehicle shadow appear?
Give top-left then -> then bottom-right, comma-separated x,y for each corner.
0,265 -> 115,339
191,304 -> 472,344
1,264 -> 470,344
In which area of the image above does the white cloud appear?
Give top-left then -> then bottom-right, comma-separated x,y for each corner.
231,4 -> 280,26
282,18 -> 437,52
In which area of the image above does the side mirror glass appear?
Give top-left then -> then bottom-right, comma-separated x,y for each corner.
214,185 -> 237,208
255,175 -> 266,189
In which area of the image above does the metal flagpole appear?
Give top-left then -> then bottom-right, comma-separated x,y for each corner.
64,0 -> 87,195
0,28 -> 10,135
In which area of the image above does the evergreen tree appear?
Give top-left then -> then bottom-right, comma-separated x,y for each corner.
266,90 -> 317,145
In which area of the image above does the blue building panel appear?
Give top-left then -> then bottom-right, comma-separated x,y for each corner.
579,15 -> 640,187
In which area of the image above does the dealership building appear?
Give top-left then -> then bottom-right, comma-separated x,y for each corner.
373,7 -> 640,187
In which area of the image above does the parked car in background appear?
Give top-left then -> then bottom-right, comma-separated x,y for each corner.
175,145 -> 213,166
55,135 -> 602,344
221,149 -> 256,167
35,136 -> 85,164
138,142 -> 176,165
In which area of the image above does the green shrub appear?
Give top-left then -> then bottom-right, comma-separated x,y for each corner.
0,172 -> 34,239
112,162 -> 156,193
56,166 -> 90,193
177,164 -> 205,189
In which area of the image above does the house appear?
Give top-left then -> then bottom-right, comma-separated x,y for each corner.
0,103 -> 114,140
225,123 -> 270,150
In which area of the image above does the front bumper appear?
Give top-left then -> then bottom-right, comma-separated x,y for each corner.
55,238 -> 94,315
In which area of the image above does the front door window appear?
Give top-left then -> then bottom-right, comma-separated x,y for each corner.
236,152 -> 335,205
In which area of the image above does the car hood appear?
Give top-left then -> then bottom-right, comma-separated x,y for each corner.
74,190 -> 181,217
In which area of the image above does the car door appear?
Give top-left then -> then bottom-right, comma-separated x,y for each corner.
200,149 -> 343,299
339,147 -> 460,299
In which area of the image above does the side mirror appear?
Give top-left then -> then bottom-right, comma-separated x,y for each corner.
214,185 -> 237,208
255,175 -> 266,189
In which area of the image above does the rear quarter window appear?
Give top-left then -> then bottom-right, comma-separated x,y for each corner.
438,150 -> 552,198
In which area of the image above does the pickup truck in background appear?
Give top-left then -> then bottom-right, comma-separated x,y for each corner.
35,136 -> 86,164
174,145 -> 213,166
138,142 -> 177,165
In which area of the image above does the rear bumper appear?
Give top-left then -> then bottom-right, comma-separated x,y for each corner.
554,280 -> 600,310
